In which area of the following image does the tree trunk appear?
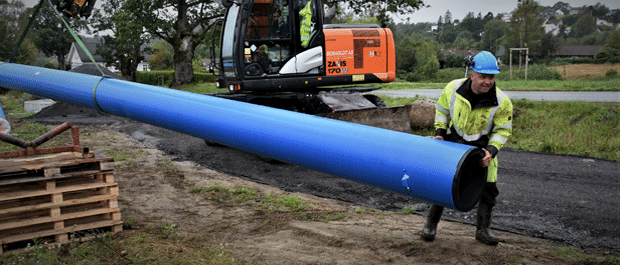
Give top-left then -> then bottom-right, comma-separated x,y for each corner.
173,35 -> 195,87
171,0 -> 195,87
58,53 -> 66,71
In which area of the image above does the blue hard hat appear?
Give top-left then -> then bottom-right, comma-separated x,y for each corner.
470,51 -> 500,74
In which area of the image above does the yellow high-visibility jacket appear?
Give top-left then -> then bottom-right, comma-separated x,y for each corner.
435,78 -> 513,182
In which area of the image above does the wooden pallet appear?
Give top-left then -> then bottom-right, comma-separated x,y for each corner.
0,152 -> 121,254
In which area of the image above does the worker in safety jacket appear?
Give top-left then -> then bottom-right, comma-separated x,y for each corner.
421,51 -> 513,246
299,0 -> 313,47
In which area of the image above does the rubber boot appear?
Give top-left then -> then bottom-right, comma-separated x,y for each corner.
475,201 -> 499,245
421,205 -> 444,241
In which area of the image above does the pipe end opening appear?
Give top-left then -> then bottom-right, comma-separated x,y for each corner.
452,148 -> 488,212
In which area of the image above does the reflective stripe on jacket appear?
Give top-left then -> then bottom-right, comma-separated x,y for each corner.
435,78 -> 513,182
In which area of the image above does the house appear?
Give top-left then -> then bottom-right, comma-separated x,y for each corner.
429,23 -> 438,34
543,19 -> 562,36
497,13 -> 512,23
65,36 -> 116,72
596,18 -> 613,27
540,8 -> 563,17
554,45 -> 605,58
66,36 -> 151,74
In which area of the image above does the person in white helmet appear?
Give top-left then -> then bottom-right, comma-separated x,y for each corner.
422,51 -> 513,245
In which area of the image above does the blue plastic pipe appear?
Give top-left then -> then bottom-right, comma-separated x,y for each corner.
0,62 -> 487,211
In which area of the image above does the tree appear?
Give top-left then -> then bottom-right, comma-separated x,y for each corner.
605,30 -> 620,50
31,1 -> 88,70
452,31 -> 476,50
91,0 -> 151,81
414,40 -> 439,80
437,24 -> 458,45
504,0 -> 544,61
586,3 -> 609,18
395,35 -> 418,74
128,0 -> 223,86
436,15 -> 443,35
552,1 -> 571,15
325,0 -> 425,26
610,9 -> 620,24
0,0 -> 38,65
443,10 -> 452,25
459,12 -> 483,41
595,30 -> 620,63
483,12 -> 494,24
481,19 -> 508,54
569,14 -> 596,39
538,32 -> 558,59
149,40 -> 174,70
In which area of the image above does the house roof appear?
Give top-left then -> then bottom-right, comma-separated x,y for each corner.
70,36 -> 105,63
554,45 -> 605,57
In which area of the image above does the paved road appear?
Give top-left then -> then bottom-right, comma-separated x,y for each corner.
374,89 -> 620,102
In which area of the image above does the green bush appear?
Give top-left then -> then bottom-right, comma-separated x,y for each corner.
136,71 -> 216,87
525,64 -> 563,80
605,69 -> 618,77
194,72 -> 216,83
595,47 -> 620,64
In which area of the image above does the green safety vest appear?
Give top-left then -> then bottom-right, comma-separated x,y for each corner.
434,78 -> 513,183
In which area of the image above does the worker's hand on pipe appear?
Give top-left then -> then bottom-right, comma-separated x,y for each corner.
427,136 -> 444,140
480,148 -> 492,167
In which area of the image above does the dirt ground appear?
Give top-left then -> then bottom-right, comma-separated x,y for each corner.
76,124 -> 582,265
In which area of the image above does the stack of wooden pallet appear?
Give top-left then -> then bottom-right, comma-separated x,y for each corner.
0,152 -> 121,254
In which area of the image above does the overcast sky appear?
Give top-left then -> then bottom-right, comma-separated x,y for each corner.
21,0 -> 620,24
394,0 -> 620,23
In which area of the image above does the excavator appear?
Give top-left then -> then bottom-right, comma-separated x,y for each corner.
209,0 -> 397,114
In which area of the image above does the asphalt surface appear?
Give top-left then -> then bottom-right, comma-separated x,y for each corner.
373,89 -> 620,102
23,101 -> 620,251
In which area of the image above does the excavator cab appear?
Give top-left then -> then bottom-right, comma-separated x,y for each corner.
213,0 -> 395,113
217,0 -> 325,92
